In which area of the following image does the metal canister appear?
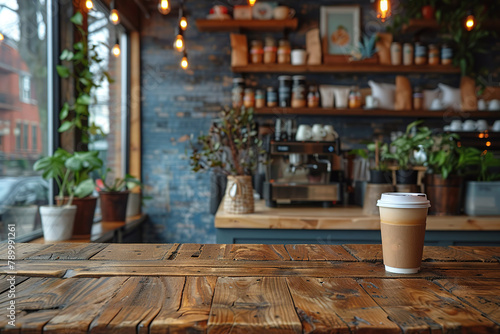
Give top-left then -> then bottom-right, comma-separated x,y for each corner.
403,43 -> 414,66
278,75 -> 292,107
267,87 -> 278,107
291,75 -> 307,108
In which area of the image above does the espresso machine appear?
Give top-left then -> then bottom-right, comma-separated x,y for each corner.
263,139 -> 342,207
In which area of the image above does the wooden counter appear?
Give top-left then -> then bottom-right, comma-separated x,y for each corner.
0,243 -> 499,333
215,201 -> 500,245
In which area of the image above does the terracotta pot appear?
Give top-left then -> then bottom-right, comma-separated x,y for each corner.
99,191 -> 129,222
57,196 -> 97,237
425,174 -> 463,216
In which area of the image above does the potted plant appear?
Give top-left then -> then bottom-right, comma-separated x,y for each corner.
386,121 -> 432,185
349,34 -> 378,63
96,169 -> 140,222
190,107 -> 265,214
464,149 -> 500,216
425,133 -> 478,215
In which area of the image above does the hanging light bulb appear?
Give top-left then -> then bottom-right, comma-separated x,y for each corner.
377,0 -> 391,22
0,32 -> 4,43
181,53 -> 188,70
180,17 -> 188,30
110,9 -> 120,25
174,34 -> 185,52
248,0 -> 257,6
112,40 -> 121,57
465,13 -> 475,31
85,0 -> 93,10
158,0 -> 171,15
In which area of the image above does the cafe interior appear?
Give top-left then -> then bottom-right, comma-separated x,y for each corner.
0,0 -> 499,332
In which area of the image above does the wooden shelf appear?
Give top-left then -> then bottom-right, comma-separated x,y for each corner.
254,107 -> 500,118
196,19 -> 298,32
402,18 -> 500,34
231,63 -> 460,74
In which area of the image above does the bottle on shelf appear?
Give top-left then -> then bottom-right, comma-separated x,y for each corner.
278,75 -> 292,107
348,86 -> 362,109
277,39 -> 291,64
250,40 -> 264,64
413,86 -> 423,110
264,37 -> 277,64
267,87 -> 278,107
307,85 -> 320,108
291,75 -> 307,108
255,89 -> 265,108
232,78 -> 245,108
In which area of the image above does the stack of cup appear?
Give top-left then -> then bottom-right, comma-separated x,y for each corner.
377,193 -> 431,274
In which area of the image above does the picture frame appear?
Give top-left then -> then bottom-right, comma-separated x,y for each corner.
320,5 -> 360,63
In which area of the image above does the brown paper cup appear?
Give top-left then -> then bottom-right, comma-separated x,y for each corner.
377,193 -> 430,274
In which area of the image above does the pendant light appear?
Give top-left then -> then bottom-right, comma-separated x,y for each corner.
110,1 -> 120,25
248,0 -> 257,6
179,7 -> 187,31
85,0 -> 94,10
158,0 -> 171,15
181,52 -> 188,70
377,0 -> 391,22
465,12 -> 475,31
0,32 -> 4,43
112,38 -> 121,57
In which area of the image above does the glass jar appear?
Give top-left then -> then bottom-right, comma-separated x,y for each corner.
348,86 -> 362,109
415,43 -> 427,65
243,88 -> 255,108
291,75 -> 307,108
250,40 -> 264,64
231,78 -> 245,108
441,44 -> 453,65
413,86 -> 423,110
278,76 -> 292,107
264,37 -> 277,64
307,86 -> 320,108
428,44 -> 440,65
277,39 -> 291,64
390,42 -> 402,65
255,89 -> 265,108
403,43 -> 414,66
267,87 -> 278,107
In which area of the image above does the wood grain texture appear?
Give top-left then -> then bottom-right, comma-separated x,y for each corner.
223,244 -> 291,261
435,278 -> 500,326
149,276 -> 217,334
26,243 -> 108,260
343,244 -> 383,262
360,278 -> 497,333
90,244 -> 174,261
0,275 -> 29,294
0,243 -> 51,260
287,277 -> 400,333
208,277 -> 301,334
285,244 -> 356,261
451,246 -> 500,262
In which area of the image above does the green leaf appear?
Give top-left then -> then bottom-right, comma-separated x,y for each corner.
58,121 -> 73,133
74,179 -> 95,198
76,94 -> 92,105
59,103 -> 69,120
56,65 -> 70,78
74,42 -> 84,51
70,12 -> 83,26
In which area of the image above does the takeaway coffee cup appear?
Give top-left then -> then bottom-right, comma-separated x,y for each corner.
377,193 -> 431,274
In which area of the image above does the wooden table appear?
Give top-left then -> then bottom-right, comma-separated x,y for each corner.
1,243 -> 499,333
216,201 -> 500,245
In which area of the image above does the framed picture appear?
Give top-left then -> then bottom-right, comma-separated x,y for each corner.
320,6 -> 360,63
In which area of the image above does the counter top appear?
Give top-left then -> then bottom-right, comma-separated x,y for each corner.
215,200 -> 500,230
0,243 -> 499,333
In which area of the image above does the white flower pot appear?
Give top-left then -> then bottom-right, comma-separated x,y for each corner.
39,205 -> 77,241
126,193 -> 141,217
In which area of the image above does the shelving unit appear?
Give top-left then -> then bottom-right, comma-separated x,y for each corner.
402,18 -> 500,34
254,107 -> 500,118
232,63 -> 460,74
195,19 -> 298,32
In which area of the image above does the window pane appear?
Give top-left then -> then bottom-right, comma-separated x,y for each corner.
0,0 -> 49,241
88,6 -> 126,183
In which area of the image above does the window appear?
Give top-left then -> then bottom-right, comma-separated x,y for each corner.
88,3 -> 129,182
0,0 -> 51,241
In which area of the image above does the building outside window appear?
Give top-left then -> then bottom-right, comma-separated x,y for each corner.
19,75 -> 31,104
32,123 -> 37,152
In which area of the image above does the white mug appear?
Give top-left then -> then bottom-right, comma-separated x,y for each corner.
311,124 -> 326,141
430,98 -> 444,110
493,120 -> 500,132
477,99 -> 487,111
296,124 -> 312,141
489,99 -> 500,111
365,95 -> 378,109
273,6 -> 295,20
291,49 -> 307,66
324,125 -> 338,141
463,119 -> 477,131
476,119 -> 488,132
450,120 -> 462,131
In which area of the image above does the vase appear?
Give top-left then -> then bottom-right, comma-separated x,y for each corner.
223,175 -> 254,214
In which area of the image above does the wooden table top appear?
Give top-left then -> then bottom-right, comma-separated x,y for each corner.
215,200 -> 500,231
1,243 -> 499,333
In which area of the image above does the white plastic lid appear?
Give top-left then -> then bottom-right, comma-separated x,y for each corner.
377,192 -> 431,209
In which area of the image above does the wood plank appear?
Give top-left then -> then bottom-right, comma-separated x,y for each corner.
360,278 -> 497,333
451,246 -> 500,262
196,19 -> 298,32
343,244 -> 383,262
170,244 -> 226,261
223,244 -> 291,261
1,309 -> 60,334
90,244 -> 174,261
149,276 -> 217,334
0,243 -> 51,260
284,244 -> 357,261
434,278 -> 500,325
207,277 -> 301,333
26,243 -> 108,260
286,277 -> 400,333
129,30 -> 142,184
89,277 -> 169,333
0,275 -> 29,294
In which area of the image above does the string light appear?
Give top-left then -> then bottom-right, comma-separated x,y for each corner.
248,0 -> 257,6
0,33 -> 4,42
377,0 -> 391,22
85,0 -> 93,10
465,14 -> 475,31
174,34 -> 185,52
180,17 -> 188,30
158,0 -> 171,15
112,39 -> 121,57
110,9 -> 120,25
181,53 -> 188,69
